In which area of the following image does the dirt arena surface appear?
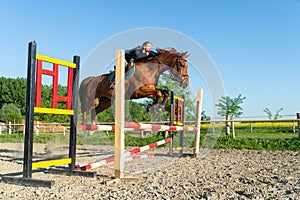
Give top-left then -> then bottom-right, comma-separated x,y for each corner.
0,143 -> 299,199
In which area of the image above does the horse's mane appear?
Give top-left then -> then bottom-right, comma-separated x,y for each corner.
135,48 -> 188,64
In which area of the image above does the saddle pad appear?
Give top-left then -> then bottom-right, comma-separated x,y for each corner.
109,64 -> 135,82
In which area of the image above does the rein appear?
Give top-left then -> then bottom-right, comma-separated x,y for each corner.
153,55 -> 189,81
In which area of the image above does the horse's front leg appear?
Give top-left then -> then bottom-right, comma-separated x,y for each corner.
159,89 -> 169,109
91,108 -> 97,125
147,89 -> 170,113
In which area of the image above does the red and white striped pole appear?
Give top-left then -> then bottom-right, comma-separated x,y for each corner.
80,122 -> 197,132
75,137 -> 171,171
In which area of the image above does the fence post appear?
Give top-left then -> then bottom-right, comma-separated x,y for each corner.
0,125 -> 2,135
194,88 -> 203,158
231,121 -> 235,139
250,122 -> 253,133
9,121 -> 12,135
141,131 -> 144,138
293,122 -> 295,133
297,113 -> 300,139
36,121 -> 39,136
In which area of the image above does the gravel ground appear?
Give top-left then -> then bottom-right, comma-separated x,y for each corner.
0,143 -> 300,199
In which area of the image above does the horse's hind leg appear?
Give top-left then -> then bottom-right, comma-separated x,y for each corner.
82,111 -> 87,124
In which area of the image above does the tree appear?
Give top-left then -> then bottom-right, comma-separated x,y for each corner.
201,111 -> 211,121
95,101 -> 151,123
215,94 -> 246,138
263,108 -> 283,119
215,95 -> 246,119
0,77 -> 27,115
0,103 -> 22,122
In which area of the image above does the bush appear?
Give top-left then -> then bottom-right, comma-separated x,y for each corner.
0,103 -> 22,122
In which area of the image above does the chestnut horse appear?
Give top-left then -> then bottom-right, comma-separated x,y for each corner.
79,48 -> 190,124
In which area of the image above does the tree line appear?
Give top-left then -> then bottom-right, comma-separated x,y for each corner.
0,77 -> 72,123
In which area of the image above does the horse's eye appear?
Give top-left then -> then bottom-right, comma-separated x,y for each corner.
180,60 -> 186,67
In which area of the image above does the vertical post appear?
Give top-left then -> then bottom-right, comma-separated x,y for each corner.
169,91 -> 174,155
179,95 -> 185,155
297,113 -> 300,139
292,122 -> 295,133
194,88 -> 203,158
231,121 -> 235,139
35,59 -> 42,107
250,122 -> 253,133
36,121 -> 39,135
0,125 -> 2,135
115,49 -> 125,179
141,131 -> 144,138
23,41 -> 37,178
69,55 -> 80,173
51,64 -> 59,108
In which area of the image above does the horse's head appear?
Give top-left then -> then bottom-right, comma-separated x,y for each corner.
156,48 -> 190,88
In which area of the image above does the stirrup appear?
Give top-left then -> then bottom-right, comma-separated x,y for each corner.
110,82 -> 115,89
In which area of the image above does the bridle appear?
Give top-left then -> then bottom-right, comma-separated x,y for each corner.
153,55 -> 188,76
151,54 -> 189,83
175,57 -> 189,78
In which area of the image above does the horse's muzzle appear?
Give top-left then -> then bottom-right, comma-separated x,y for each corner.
181,76 -> 189,89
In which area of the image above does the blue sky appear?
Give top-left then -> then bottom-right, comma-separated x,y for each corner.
0,0 -> 300,119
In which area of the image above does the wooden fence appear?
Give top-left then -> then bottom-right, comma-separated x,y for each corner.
0,122 -> 69,135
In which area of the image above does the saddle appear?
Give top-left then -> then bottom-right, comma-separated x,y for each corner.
109,63 -> 135,89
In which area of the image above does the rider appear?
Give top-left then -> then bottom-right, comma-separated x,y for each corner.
125,41 -> 156,64
109,41 -> 156,88
110,41 -> 156,73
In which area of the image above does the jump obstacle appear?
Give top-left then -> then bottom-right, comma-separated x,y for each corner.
0,46 -> 203,186
77,92 -> 195,172
76,92 -> 191,172
1,41 -> 94,188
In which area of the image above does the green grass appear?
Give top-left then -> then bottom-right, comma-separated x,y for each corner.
212,137 -> 300,151
198,128 -> 300,151
0,133 -> 24,143
1,128 -> 299,151
235,131 -> 296,140
0,133 -> 68,144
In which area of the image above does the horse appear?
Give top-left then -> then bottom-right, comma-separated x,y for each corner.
79,48 -> 190,124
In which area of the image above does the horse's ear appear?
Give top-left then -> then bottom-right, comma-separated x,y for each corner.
182,51 -> 190,58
